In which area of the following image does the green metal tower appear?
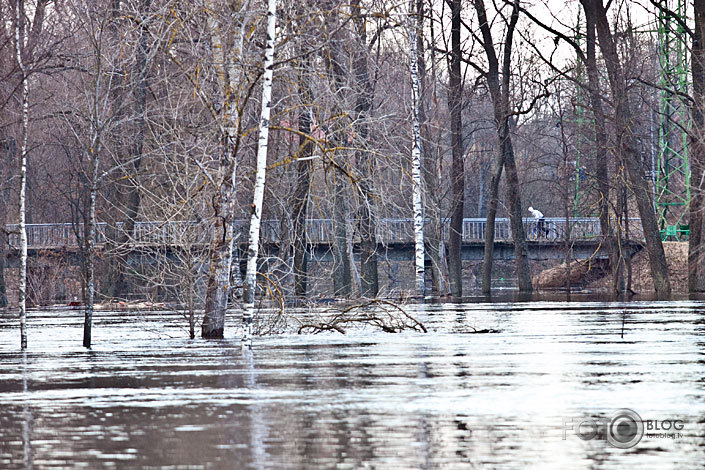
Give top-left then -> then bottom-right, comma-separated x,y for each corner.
574,13 -> 584,218
574,12 -> 591,218
655,0 -> 690,230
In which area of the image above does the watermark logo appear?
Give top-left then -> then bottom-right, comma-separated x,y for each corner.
605,409 -> 644,448
563,409 -> 685,449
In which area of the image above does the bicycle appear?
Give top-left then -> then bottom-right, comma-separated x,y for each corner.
529,219 -> 559,240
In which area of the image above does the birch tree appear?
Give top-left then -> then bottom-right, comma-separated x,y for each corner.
581,7 -> 618,291
418,0 -> 446,295
409,0 -> 425,296
15,0 -> 29,349
243,0 -> 277,342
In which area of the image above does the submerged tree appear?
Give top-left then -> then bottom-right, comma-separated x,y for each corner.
581,0 -> 671,296
473,0 -> 532,294
350,0 -> 380,297
15,0 -> 30,349
199,1 -> 255,338
243,0 -> 277,342
409,0 -> 425,296
447,0 -> 465,297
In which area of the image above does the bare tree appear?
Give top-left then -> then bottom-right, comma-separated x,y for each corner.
56,0 -> 127,347
325,1 -> 353,298
447,0 -> 464,297
689,0 -> 705,291
582,0 -> 671,296
199,1 -> 255,338
473,0 -> 532,293
409,0 -> 425,296
14,0 -> 29,349
582,6 -> 619,292
103,0 -> 152,301
419,0 -> 446,295
291,50 -> 314,298
243,0 -> 277,342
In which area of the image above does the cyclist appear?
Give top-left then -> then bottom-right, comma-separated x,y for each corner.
528,206 -> 546,238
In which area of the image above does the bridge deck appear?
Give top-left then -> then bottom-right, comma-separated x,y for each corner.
6,217 -> 643,250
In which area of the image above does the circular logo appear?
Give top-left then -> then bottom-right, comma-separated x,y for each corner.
607,408 -> 644,448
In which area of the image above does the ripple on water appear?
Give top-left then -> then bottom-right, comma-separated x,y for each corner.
0,300 -> 703,469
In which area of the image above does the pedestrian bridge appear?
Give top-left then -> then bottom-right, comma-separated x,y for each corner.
6,217 -> 642,249
5,217 -> 643,261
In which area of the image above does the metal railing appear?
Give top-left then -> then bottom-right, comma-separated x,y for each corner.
6,217 -> 643,249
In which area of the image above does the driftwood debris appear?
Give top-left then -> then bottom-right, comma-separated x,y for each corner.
297,299 -> 427,334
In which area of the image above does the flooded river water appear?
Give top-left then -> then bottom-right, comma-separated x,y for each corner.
0,299 -> 704,469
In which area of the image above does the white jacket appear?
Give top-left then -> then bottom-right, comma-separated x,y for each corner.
529,207 -> 544,219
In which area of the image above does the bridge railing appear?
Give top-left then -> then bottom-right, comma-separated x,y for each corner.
459,217 -> 638,241
7,217 -> 644,249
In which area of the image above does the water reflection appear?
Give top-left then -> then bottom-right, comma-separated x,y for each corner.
21,351 -> 32,470
0,301 -> 704,468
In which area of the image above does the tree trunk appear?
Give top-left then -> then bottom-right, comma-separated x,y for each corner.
689,0 -> 705,291
0,235 -> 6,309
499,2 -> 530,292
332,170 -> 352,297
202,185 -> 235,338
447,0 -> 464,297
624,185 -> 633,291
410,0 -> 425,296
201,2 -> 248,338
242,0 -> 276,342
1,144 -> 16,311
0,138 -> 7,309
292,59 -> 313,298
351,1 -> 379,297
482,149 -> 504,294
357,184 -> 378,296
612,174 -> 626,292
475,0 -> 531,292
583,7 -> 618,290
15,0 -> 28,349
419,0 -> 444,295
585,0 -> 671,295
326,6 -> 352,298
502,124 -> 532,292
83,160 -> 99,348
558,112 -> 573,293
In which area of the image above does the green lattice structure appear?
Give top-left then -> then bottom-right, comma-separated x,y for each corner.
655,0 -> 690,231
574,12 -> 590,218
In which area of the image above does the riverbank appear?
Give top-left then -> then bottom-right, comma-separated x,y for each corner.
536,241 -> 689,293
606,241 -> 688,293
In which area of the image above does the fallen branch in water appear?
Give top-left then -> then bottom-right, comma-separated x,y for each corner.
468,327 -> 501,334
297,299 -> 427,334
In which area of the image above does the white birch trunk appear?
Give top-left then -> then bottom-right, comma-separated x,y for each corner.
15,0 -> 28,349
243,0 -> 277,343
409,7 -> 425,296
